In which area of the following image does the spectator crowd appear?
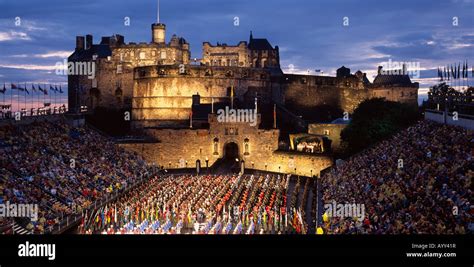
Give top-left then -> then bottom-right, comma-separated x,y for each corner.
321,120 -> 473,234
0,119 -> 154,233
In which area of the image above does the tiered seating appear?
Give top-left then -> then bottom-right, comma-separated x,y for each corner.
0,120 -> 154,234
321,120 -> 473,234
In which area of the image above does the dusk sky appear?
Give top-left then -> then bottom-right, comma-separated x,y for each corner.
0,0 -> 473,96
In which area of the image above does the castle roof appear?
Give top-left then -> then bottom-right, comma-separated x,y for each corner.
248,38 -> 273,50
69,44 -> 112,61
373,74 -> 413,86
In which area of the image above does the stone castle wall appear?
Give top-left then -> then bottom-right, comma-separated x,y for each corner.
131,65 -> 277,128
119,114 -> 333,177
202,42 -> 249,67
282,74 -> 418,114
308,123 -> 348,153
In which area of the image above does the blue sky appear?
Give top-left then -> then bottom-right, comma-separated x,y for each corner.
0,0 -> 473,92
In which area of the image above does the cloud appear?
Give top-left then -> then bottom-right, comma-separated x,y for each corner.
0,31 -> 31,42
0,0 -> 472,90
34,51 -> 73,58
0,64 -> 58,71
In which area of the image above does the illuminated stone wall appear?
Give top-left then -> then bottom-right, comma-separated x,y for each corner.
202,42 -> 249,67
120,114 -> 333,177
282,74 -> 418,114
131,65 -> 276,128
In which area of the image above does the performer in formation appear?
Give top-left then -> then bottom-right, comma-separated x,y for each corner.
80,174 -> 307,235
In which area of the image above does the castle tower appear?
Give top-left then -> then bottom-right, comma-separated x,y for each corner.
152,0 -> 165,44
152,23 -> 166,44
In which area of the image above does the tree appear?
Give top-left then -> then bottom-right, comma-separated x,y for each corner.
341,98 -> 420,155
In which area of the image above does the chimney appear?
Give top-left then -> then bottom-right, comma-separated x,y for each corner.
192,94 -> 201,106
377,66 -> 383,75
115,34 -> 124,45
402,64 -> 407,75
85,34 -> 93,50
76,36 -> 85,51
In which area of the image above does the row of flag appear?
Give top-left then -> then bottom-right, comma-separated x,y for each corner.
0,83 -> 64,94
437,61 -> 473,81
85,201 -> 305,234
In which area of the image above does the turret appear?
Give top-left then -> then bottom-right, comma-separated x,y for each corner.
152,23 -> 166,44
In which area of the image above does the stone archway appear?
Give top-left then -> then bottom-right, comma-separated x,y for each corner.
223,142 -> 239,160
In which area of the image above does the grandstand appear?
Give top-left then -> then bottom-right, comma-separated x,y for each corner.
320,120 -> 473,234
0,117 -> 472,235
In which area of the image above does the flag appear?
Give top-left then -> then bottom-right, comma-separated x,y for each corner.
462,61 -> 466,78
24,84 -> 29,94
457,63 -> 461,80
59,85 -> 64,93
11,83 -> 23,91
32,84 -> 36,92
114,204 -> 118,224
0,83 -> 5,94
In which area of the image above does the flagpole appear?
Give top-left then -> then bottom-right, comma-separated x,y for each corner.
10,83 -> 13,115
54,83 -> 56,114
24,82 -> 27,114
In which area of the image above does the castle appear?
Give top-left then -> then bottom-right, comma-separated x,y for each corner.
68,15 -> 418,176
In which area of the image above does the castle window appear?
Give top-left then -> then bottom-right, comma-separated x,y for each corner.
139,51 -> 146,59
244,138 -> 250,155
115,87 -> 123,98
160,51 -> 166,59
152,51 -> 156,57
116,64 -> 123,74
213,138 -> 219,155
323,130 -> 330,136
